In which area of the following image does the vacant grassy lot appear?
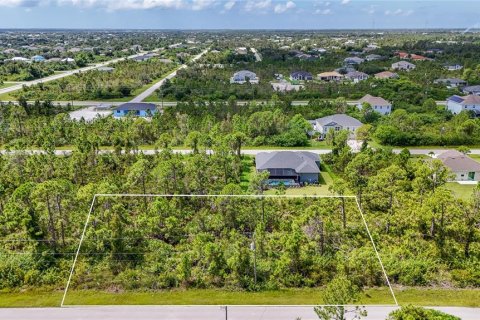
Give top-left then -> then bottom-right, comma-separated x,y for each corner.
0,287 -> 479,307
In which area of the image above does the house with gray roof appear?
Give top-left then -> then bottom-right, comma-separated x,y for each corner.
346,71 -> 369,83
446,95 -> 480,116
357,94 -> 392,115
462,85 -> 480,96
392,61 -> 416,71
230,70 -> 259,84
344,57 -> 365,65
312,114 -> 363,139
256,151 -> 320,185
290,71 -> 313,81
437,150 -> 480,182
434,78 -> 467,88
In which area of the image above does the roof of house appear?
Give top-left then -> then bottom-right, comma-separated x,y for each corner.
437,150 -> 480,172
233,70 -> 257,79
448,95 -> 480,105
314,114 -> 362,127
256,151 -> 320,174
358,94 -> 391,106
393,60 -> 416,67
463,85 -> 480,93
290,71 -> 312,78
375,71 -> 398,79
434,78 -> 466,84
344,56 -> 364,63
318,71 -> 343,78
114,103 -> 157,112
346,71 -> 369,79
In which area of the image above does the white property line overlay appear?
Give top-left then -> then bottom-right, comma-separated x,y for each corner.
61,194 -> 398,307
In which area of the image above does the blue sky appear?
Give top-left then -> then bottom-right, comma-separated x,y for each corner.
0,0 -> 479,29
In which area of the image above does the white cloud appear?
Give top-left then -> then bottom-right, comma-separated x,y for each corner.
244,0 -> 271,12
363,4 -> 376,15
385,8 -> 414,16
315,8 -> 331,15
340,0 -> 350,4
191,0 -> 216,10
273,1 -> 295,14
0,0 -> 39,7
223,0 -> 235,11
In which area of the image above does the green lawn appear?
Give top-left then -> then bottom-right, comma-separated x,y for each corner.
0,82 -> 19,90
0,287 -> 479,307
445,182 -> 476,200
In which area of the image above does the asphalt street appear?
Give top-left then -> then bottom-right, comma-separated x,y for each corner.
0,306 -> 478,320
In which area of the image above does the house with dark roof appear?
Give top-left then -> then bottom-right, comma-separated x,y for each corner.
446,95 -> 480,116
113,103 -> 157,118
230,70 -> 259,84
437,150 -> 480,182
462,85 -> 480,96
312,114 -> 363,139
255,151 -> 320,185
344,57 -> 364,65
31,55 -> 45,62
290,71 -> 313,81
365,54 -> 383,61
357,94 -> 392,115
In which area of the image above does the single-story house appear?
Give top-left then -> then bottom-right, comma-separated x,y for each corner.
318,71 -> 344,82
462,85 -> 480,95
61,57 -> 75,63
357,94 -> 392,115
434,78 -> 467,88
365,54 -> 383,61
290,71 -> 313,81
344,57 -> 365,65
31,55 -> 45,62
312,114 -> 363,138
446,95 -> 480,116
271,82 -> 304,92
11,57 -> 30,62
392,61 -> 416,71
113,103 -> 157,118
235,47 -> 248,55
444,64 -> 463,71
255,151 -> 320,185
346,71 -> 369,83
437,150 -> 480,182
375,71 -> 399,79
230,70 -> 259,84
410,54 -> 430,61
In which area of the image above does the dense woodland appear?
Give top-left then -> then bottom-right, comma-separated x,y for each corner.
0,134 -> 479,291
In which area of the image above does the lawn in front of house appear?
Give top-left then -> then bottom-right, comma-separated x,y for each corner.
445,182 -> 476,200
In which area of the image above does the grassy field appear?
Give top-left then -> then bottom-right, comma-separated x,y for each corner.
0,82 -> 19,90
0,287 -> 479,307
445,182 -> 476,200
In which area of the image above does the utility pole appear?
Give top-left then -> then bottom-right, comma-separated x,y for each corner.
250,233 -> 257,285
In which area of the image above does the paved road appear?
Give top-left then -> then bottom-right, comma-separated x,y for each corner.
0,100 -> 447,107
0,52 -> 151,96
1,148 -> 479,157
0,306 -> 478,320
251,48 -> 262,62
129,48 -> 209,103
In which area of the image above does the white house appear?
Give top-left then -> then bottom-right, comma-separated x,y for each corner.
312,114 -> 363,139
437,150 -> 480,182
444,64 -> 463,71
357,94 -> 392,115
392,61 -> 416,71
230,70 -> 259,84
446,95 -> 480,116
